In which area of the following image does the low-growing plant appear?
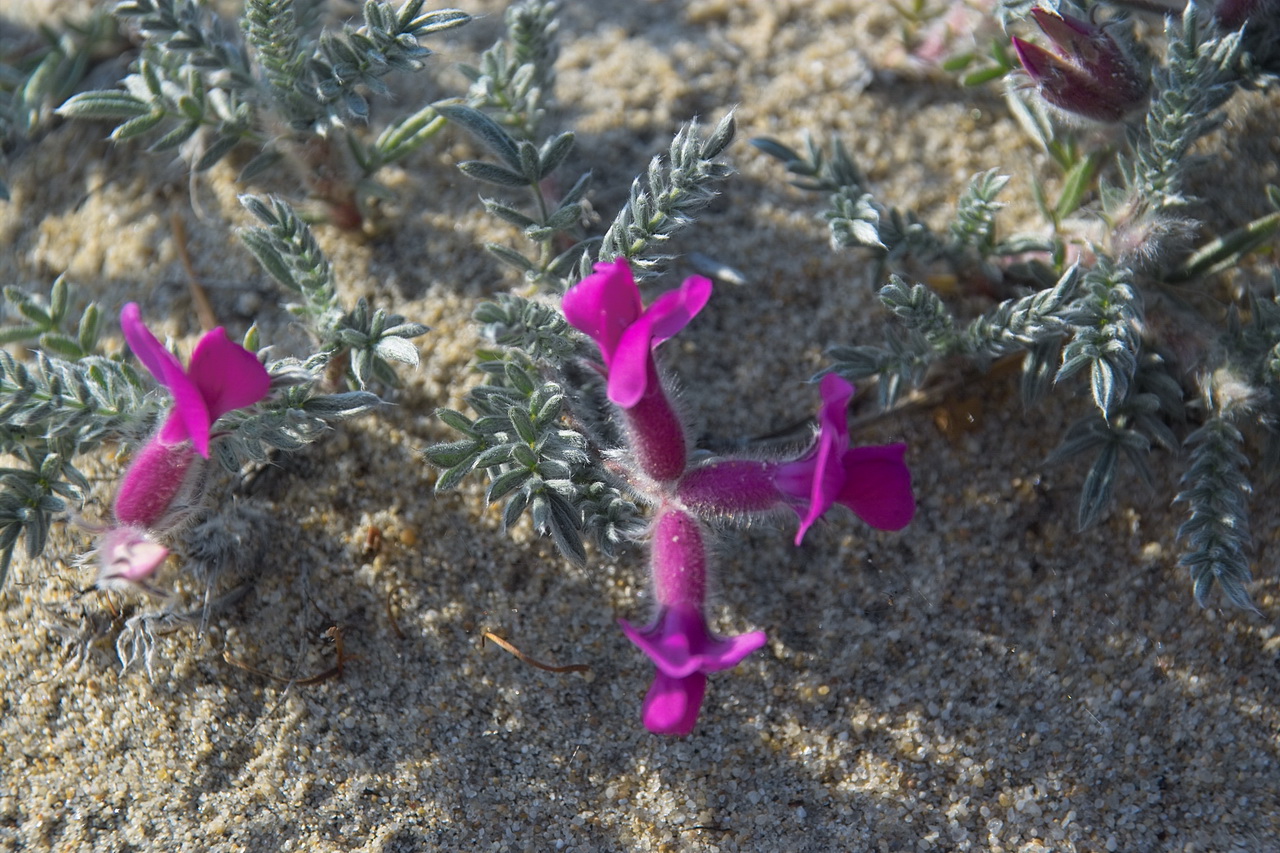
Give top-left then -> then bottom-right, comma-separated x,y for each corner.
56,0 -> 471,227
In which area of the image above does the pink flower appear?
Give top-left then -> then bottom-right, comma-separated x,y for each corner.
97,305 -> 271,592
95,526 -> 169,592
120,302 -> 271,459
562,259 -> 712,408
774,374 -> 915,545
1012,8 -> 1148,123
620,604 -> 766,736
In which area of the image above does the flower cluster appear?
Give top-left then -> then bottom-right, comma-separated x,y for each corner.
564,260 -> 915,734
95,305 -> 270,591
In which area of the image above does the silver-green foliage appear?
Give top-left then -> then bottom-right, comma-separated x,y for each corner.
56,0 -> 469,179
765,2 -> 1280,608
461,0 -> 559,140
0,281 -> 151,589
238,194 -> 428,387
425,349 -> 643,565
592,112 -> 737,279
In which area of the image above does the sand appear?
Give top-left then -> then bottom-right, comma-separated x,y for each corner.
1,1 -> 1277,851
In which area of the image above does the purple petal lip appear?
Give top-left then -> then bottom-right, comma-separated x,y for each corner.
619,605 -> 767,678
621,605 -> 767,737
561,261 -> 713,408
641,671 -> 707,736
774,374 -> 915,543
120,304 -> 270,457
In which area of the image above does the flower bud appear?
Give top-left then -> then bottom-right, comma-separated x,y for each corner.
1014,9 -> 1149,122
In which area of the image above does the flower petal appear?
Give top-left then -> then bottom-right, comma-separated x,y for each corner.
121,304 -> 212,454
119,303 -> 185,387
620,616 -> 703,679
620,606 -> 766,679
97,526 -> 169,589
606,276 -> 713,408
186,327 -> 271,424
605,329 -> 658,408
775,374 -> 856,544
561,259 -> 642,367
836,443 -> 916,531
157,389 -> 214,457
815,373 -> 854,442
641,671 -> 706,736
645,275 -> 713,346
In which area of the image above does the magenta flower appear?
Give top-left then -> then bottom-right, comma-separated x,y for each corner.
620,507 -> 766,735
120,302 -> 271,459
562,259 -> 712,408
774,374 -> 915,545
1012,8 -> 1148,123
620,604 -> 766,736
96,305 -> 270,591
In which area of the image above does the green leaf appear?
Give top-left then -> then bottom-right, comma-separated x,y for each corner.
544,490 -> 586,565
56,90 -> 150,119
238,149 -> 284,183
1078,442 -> 1118,529
435,460 -> 475,492
373,336 -> 420,365
239,231 -> 297,290
485,243 -> 537,272
38,334 -> 84,359
436,103 -> 521,169
423,439 -> 478,468
436,407 -> 480,439
1054,150 -> 1104,222
508,405 -> 537,445
375,104 -> 446,163
111,110 -> 166,141
486,468 -> 530,503
148,120 -> 200,152
538,132 -> 575,179
194,134 -> 241,171
458,160 -> 529,187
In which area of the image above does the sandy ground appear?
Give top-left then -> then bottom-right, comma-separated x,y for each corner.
1,1 -> 1278,851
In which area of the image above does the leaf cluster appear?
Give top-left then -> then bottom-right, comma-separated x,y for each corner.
56,0 -> 469,181
594,113 -> 736,279
0,283 -> 152,589
238,194 -> 427,388
751,136 -> 1050,276
425,355 -> 641,565
460,0 -> 559,140
210,364 -> 383,472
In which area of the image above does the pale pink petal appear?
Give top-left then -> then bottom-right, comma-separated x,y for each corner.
641,672 -> 706,736
836,443 -> 916,531
186,327 -> 271,423
561,259 -> 642,367
97,526 -> 169,589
